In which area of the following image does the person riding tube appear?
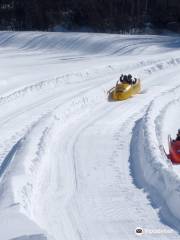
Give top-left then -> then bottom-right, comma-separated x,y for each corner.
127,74 -> 133,84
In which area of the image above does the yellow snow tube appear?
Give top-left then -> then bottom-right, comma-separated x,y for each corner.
109,80 -> 141,101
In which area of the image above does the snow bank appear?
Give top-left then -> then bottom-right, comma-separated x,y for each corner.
132,84 -> 180,221
11,235 -> 47,240
0,78 -> 109,239
0,114 -> 53,240
0,31 -> 179,55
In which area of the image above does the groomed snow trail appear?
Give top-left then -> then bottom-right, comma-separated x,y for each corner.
0,32 -> 180,239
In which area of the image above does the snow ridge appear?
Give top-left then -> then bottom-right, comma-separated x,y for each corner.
131,84 -> 180,228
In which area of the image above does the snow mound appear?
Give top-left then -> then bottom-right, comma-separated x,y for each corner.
10,235 -> 47,240
131,83 -> 180,224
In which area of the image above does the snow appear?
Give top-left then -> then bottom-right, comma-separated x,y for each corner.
0,31 -> 180,239
134,86 -> 180,222
10,235 -> 47,240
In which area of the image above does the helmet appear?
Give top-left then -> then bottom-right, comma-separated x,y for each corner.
128,74 -> 132,77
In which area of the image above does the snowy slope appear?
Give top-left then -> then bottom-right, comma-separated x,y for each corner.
0,31 -> 180,239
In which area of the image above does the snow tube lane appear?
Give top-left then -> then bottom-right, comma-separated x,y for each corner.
1,32 -> 180,240
3,72 -> 180,240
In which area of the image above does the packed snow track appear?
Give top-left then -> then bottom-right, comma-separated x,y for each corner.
0,32 -> 180,239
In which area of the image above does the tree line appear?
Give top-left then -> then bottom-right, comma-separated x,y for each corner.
0,0 -> 180,32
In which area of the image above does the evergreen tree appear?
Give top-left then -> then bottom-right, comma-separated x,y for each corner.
0,0 -> 180,32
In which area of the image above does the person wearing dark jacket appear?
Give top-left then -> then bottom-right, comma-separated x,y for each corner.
176,129 -> 180,141
120,74 -> 124,83
127,74 -> 133,84
123,75 -> 128,83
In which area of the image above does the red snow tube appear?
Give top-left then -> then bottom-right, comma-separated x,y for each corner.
168,137 -> 180,164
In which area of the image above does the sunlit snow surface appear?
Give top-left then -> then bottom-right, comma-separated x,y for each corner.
0,32 -> 180,239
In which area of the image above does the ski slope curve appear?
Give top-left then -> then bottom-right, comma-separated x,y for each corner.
0,32 -> 180,239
